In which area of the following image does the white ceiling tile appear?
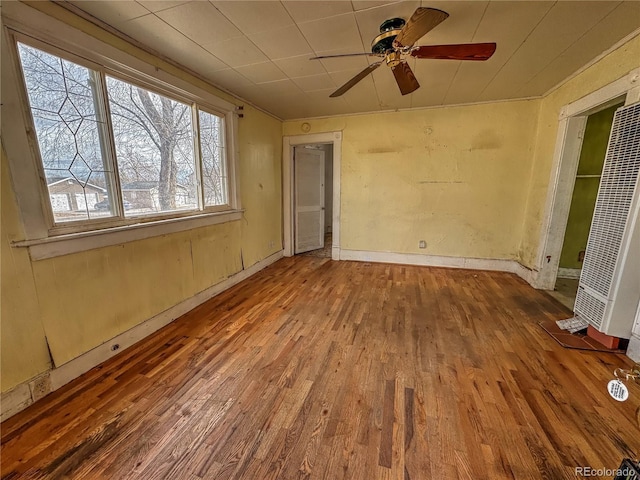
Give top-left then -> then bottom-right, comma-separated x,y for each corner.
117,14 -> 222,71
212,1 -> 294,35
155,2 -> 243,46
298,13 -> 365,53
442,1 -> 553,105
180,51 -> 229,77
68,1 -> 640,119
137,1 -> 189,13
258,79 -> 305,97
292,73 -> 336,92
235,62 -> 288,84
282,1 -> 354,23
339,75 -> 382,110
209,68 -> 254,90
203,36 -> 269,67
479,1 -> 619,101
351,1 -> 401,11
516,1 -> 640,97
260,101 -> 305,119
71,1 -> 150,25
248,25 -> 313,60
274,55 -> 327,78
300,93 -> 355,117
236,87 -> 272,107
412,60 -> 460,106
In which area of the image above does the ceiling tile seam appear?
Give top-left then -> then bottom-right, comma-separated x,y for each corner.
476,0 -> 557,100
512,0 -> 624,98
129,1 -> 155,20
441,1 -> 490,106
541,25 -> 640,99
146,8 -> 235,73
259,77 -> 306,97
352,1 -> 402,15
352,9 -> 374,65
207,3 -> 294,85
135,1 -> 179,16
54,1 -> 283,122
266,1 -> 319,61
278,0 -> 334,83
282,1 -> 357,26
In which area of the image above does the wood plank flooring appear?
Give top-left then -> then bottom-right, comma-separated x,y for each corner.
2,257 -> 639,479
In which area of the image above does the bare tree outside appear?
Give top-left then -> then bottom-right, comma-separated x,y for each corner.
107,76 -> 196,212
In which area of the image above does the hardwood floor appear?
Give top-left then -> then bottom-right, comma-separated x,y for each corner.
2,257 -> 639,480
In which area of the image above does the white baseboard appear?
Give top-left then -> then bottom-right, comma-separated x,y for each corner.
627,335 -> 640,363
338,249 -> 536,285
0,250 -> 284,422
557,267 -> 581,280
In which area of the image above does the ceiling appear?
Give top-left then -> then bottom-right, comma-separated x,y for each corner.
66,1 -> 640,120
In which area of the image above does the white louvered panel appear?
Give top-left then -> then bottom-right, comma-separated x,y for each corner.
579,104 -> 640,305
575,285 -> 606,329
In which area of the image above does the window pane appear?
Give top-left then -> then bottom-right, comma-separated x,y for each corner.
199,110 -> 228,206
17,43 -> 115,222
106,76 -> 197,216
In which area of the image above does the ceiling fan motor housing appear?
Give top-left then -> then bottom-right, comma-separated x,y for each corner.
371,17 -> 406,54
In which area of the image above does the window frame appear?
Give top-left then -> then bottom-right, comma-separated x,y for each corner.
2,3 -> 241,250
13,33 -> 239,235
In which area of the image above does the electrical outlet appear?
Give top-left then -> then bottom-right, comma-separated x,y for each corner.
29,374 -> 51,402
419,240 -> 427,249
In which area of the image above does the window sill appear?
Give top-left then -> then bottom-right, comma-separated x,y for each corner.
13,209 -> 243,260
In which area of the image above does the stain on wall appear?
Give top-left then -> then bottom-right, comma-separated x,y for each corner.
284,99 -> 540,259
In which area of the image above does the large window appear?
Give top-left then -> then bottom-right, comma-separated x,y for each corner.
16,41 -> 233,227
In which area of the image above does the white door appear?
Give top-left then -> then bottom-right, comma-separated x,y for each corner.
294,146 -> 325,254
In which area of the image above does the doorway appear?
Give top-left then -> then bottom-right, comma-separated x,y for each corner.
548,103 -> 624,309
293,143 -> 333,257
283,132 -> 342,260
534,68 -> 640,292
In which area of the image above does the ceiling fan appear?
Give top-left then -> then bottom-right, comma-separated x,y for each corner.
310,7 -> 496,97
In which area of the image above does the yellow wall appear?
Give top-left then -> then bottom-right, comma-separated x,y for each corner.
518,35 -> 640,268
0,4 -> 282,391
284,99 -> 540,259
1,146 -> 53,389
238,108 -> 283,268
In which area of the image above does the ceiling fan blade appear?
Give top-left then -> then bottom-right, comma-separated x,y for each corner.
391,61 -> 420,96
411,43 -> 497,61
330,62 -> 382,97
394,8 -> 449,47
310,52 -> 385,60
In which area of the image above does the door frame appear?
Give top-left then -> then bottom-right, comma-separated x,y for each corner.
283,131 -> 342,260
534,68 -> 640,290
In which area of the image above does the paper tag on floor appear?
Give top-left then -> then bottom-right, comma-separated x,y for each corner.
607,380 -> 629,402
